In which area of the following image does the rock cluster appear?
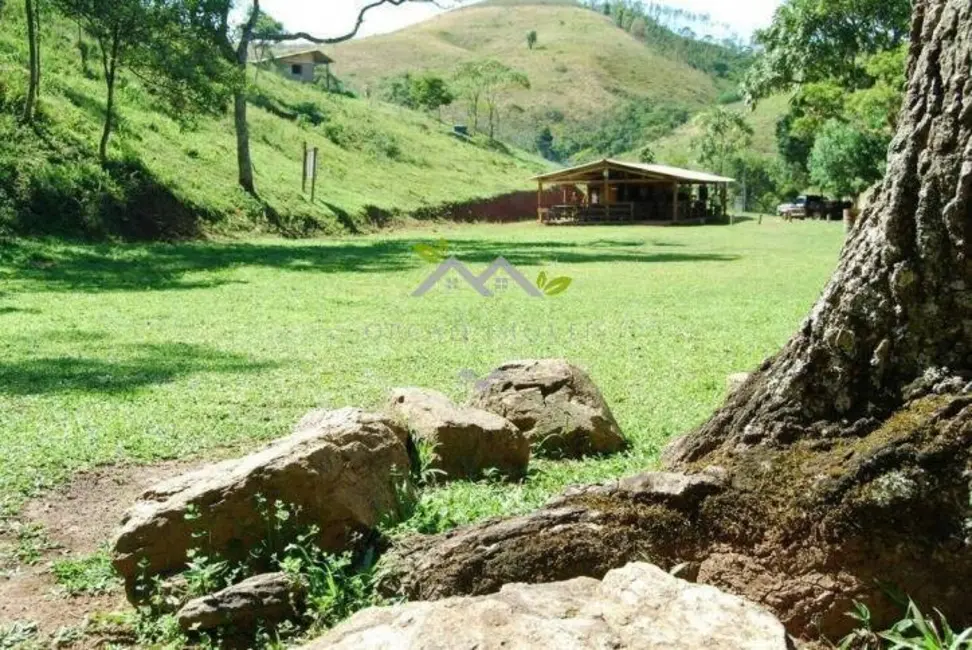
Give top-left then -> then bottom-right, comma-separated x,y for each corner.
110,359 -> 630,634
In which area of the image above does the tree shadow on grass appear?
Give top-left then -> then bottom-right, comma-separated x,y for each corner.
0,342 -> 276,396
0,237 -> 739,294
0,307 -> 42,315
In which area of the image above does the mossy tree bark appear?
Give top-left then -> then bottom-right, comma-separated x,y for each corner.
667,0 -> 972,466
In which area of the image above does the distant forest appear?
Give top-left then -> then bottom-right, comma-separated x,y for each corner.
580,0 -> 753,80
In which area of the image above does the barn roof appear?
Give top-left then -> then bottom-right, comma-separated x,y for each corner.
533,159 -> 734,184
257,48 -> 334,65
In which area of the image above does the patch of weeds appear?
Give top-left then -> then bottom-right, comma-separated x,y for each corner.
50,625 -> 85,648
879,600 -> 972,649
52,549 -> 121,596
89,608 -> 194,649
13,523 -> 58,566
412,439 -> 446,486
280,532 -> 384,631
838,599 -> 972,649
0,621 -> 40,649
838,601 -> 880,649
132,496 -> 389,647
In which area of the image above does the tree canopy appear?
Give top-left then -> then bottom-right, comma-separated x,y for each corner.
743,0 -> 911,102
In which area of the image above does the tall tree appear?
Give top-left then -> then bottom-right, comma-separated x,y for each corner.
743,0 -> 912,101
56,0 -> 231,165
379,0 -> 972,639
456,60 -> 528,140
808,119 -> 887,200
691,107 -> 753,176
22,0 -> 40,122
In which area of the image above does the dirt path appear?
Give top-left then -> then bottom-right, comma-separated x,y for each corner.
0,460 -> 207,647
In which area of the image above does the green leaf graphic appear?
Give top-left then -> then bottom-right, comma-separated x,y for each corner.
413,243 -> 445,264
536,271 -> 548,289
544,277 -> 572,296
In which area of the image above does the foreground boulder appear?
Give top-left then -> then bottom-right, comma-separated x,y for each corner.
469,359 -> 626,458
177,572 -> 305,633
387,387 -> 529,480
112,408 -> 411,600
309,562 -> 789,650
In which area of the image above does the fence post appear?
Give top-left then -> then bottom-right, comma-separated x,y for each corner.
310,147 -> 318,203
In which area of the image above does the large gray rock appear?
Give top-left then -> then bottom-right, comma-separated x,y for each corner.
112,408 -> 411,600
469,359 -> 627,458
177,572 -> 305,632
387,387 -> 529,480
307,562 -> 790,650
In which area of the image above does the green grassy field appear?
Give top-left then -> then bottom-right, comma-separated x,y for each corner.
0,220 -> 844,526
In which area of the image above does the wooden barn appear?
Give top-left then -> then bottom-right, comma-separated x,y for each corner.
534,159 -> 734,225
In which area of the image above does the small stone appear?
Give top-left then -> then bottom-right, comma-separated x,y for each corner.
177,572 -> 306,632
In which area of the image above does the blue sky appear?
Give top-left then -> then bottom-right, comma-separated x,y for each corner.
259,0 -> 782,41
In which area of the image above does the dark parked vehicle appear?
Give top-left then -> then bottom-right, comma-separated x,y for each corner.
778,195 -> 853,221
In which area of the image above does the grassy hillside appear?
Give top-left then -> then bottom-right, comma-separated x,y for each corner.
634,94 -> 791,168
331,1 -> 731,153
0,2 -> 547,239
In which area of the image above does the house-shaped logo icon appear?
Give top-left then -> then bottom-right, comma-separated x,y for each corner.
412,257 -> 544,298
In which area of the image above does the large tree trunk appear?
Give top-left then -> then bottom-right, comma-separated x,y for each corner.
666,0 -> 972,461
382,0 -> 972,641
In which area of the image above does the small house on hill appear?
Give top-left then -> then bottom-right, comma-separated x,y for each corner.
258,48 -> 334,84
534,159 -> 734,225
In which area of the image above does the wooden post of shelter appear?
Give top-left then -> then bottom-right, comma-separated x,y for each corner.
672,182 -> 679,222
720,185 -> 728,223
603,169 -> 610,221
537,181 -> 543,223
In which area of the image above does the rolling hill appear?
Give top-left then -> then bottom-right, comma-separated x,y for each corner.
625,93 -> 791,167
0,2 -> 548,238
330,0 -> 740,155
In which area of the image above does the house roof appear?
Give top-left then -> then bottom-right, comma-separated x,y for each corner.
533,159 -> 734,184
257,48 -> 334,65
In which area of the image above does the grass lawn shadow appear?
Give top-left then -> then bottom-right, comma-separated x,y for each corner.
1,235 -> 739,294
0,342 -> 276,396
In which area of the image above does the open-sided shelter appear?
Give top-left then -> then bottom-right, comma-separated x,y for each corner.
534,159 -> 734,224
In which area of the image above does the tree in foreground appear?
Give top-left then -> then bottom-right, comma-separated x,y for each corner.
381,0 -> 972,641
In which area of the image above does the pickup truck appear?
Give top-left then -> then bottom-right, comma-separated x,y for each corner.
778,195 -> 852,221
